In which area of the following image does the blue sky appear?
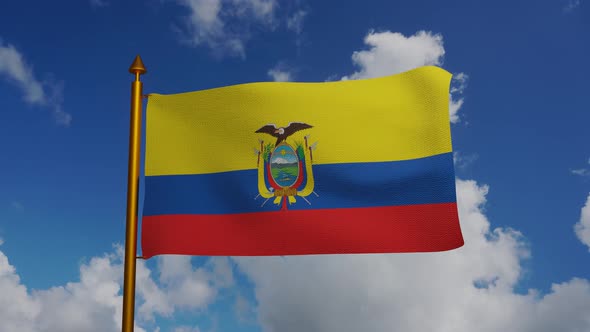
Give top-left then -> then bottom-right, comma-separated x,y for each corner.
1,0 -> 589,331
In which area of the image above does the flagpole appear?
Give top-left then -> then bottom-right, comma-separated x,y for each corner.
122,55 -> 146,332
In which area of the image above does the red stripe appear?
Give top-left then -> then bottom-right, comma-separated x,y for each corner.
141,203 -> 463,258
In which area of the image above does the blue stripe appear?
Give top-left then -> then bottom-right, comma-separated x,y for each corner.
143,152 -> 456,216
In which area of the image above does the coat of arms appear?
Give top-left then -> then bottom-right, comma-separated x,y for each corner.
254,122 -> 318,210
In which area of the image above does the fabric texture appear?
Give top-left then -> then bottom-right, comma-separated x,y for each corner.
141,66 -> 463,257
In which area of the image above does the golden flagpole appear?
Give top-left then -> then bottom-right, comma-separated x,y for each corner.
122,55 -> 146,332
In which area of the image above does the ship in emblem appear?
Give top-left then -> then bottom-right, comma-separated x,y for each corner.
254,122 -> 318,211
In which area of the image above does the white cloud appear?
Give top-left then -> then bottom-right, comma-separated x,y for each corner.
231,0 -> 275,20
574,194 -> 590,251
175,0 -> 227,52
268,68 -> 292,82
135,258 -> 173,321
0,41 -> 44,104
564,0 -> 581,13
450,72 -> 468,94
234,179 -> 590,332
570,158 -> 590,177
0,245 -> 232,331
286,10 -> 307,35
233,29 -> 590,331
268,62 -> 295,82
572,168 -> 590,176
0,246 -> 141,332
173,0 -> 277,57
209,256 -> 235,288
234,294 -> 256,324
449,72 -> 469,123
0,39 -> 71,125
341,31 -> 467,123
0,248 -> 40,332
453,151 -> 479,170
155,255 -> 234,311
342,30 -> 445,80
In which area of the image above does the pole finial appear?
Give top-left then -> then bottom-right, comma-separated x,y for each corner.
128,55 -> 147,75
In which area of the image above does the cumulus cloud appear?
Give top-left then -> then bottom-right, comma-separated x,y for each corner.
155,255 -> 222,311
0,39 -> 71,125
342,30 -> 445,80
341,30 -> 467,123
232,28 -> 590,332
234,179 -> 590,332
0,245 -> 232,331
173,0 -> 277,57
0,246 -> 139,332
0,248 -> 41,332
574,194 -> 590,251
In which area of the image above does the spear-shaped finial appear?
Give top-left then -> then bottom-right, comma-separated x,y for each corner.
128,55 -> 147,76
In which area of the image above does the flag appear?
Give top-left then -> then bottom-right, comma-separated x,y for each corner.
141,66 -> 463,257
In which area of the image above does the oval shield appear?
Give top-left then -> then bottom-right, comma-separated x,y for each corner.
269,143 -> 300,188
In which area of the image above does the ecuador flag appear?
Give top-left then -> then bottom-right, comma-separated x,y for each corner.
141,66 -> 463,258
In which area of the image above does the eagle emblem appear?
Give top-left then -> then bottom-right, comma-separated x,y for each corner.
254,122 -> 318,211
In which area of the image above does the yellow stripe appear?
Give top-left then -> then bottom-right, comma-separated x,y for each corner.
145,66 -> 453,176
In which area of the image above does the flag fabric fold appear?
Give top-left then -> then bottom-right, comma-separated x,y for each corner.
141,66 -> 463,257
